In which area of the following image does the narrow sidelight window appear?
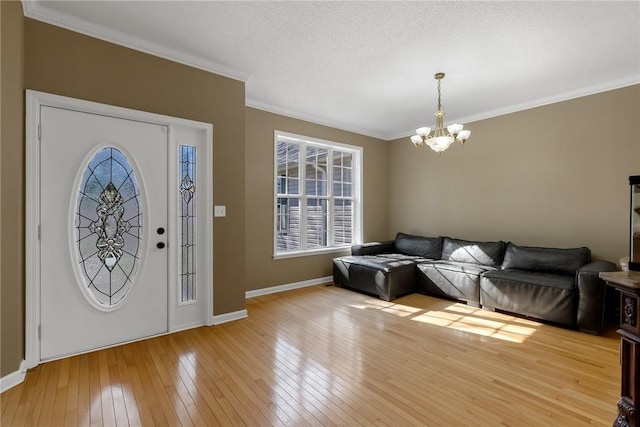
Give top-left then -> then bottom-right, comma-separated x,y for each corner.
179,145 -> 196,302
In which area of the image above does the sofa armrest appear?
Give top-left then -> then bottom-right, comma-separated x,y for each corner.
576,260 -> 618,334
578,260 -> 617,274
351,240 -> 395,256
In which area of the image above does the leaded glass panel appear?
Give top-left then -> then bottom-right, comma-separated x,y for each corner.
76,147 -> 142,306
180,145 -> 197,303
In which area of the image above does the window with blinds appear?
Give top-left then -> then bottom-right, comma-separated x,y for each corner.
274,131 -> 362,258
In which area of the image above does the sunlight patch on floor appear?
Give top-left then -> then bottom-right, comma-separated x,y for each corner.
350,297 -> 540,343
381,304 -> 423,317
412,304 -> 540,343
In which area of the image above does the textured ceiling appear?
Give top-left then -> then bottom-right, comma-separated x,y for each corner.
24,1 -> 640,140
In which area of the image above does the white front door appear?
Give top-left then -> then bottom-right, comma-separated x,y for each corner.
40,106 -> 169,360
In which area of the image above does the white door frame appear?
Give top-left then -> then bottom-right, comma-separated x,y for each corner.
25,90 -> 214,369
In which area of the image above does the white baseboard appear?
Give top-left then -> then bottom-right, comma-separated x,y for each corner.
0,360 -> 26,393
171,321 -> 205,333
246,276 -> 332,299
210,309 -> 248,325
3,278 -> 331,391
210,276 -> 333,325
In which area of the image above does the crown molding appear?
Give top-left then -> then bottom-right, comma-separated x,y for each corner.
21,1 -> 639,143
246,98 -> 389,141
22,0 -> 388,140
21,0 -> 250,83
388,76 -> 640,141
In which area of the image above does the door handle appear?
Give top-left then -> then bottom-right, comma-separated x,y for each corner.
157,242 -> 166,249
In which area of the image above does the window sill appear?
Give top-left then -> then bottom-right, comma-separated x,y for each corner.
274,246 -> 352,260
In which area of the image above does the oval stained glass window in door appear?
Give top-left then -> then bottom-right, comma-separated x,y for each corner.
75,147 -> 142,307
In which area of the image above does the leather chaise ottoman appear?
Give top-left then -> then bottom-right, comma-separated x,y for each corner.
333,254 -> 422,301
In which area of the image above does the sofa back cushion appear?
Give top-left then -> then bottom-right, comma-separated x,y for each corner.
394,233 -> 441,259
501,243 -> 591,276
441,238 -> 505,267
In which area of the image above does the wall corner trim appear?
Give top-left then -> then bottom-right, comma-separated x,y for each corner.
210,309 -> 248,325
0,360 -> 27,393
246,276 -> 333,299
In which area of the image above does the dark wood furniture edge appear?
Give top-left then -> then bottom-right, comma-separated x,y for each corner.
600,271 -> 640,290
600,271 -> 640,427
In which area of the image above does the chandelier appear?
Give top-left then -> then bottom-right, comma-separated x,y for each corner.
410,72 -> 470,153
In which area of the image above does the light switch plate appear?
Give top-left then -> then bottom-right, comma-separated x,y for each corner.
214,205 -> 226,217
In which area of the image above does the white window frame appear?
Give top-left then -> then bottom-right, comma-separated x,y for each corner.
273,130 -> 362,259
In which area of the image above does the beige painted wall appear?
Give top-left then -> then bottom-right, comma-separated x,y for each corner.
1,0 -> 26,378
24,19 -> 247,315
245,107 -> 390,291
1,14 -> 248,376
390,85 -> 640,262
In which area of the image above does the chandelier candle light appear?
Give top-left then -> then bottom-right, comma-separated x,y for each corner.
410,72 -> 471,153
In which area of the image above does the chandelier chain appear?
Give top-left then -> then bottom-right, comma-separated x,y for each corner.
437,78 -> 442,111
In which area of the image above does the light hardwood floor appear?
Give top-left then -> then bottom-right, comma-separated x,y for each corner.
1,285 -> 620,426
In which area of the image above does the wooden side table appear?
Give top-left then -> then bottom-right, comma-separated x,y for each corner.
600,271 -> 640,427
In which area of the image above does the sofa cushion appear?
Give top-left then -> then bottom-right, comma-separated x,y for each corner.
418,260 -> 497,278
480,270 -> 576,326
395,233 -> 441,259
416,261 -> 496,305
441,238 -> 505,268
501,243 -> 590,276
482,269 -> 575,290
336,254 -> 422,273
351,240 -> 395,256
